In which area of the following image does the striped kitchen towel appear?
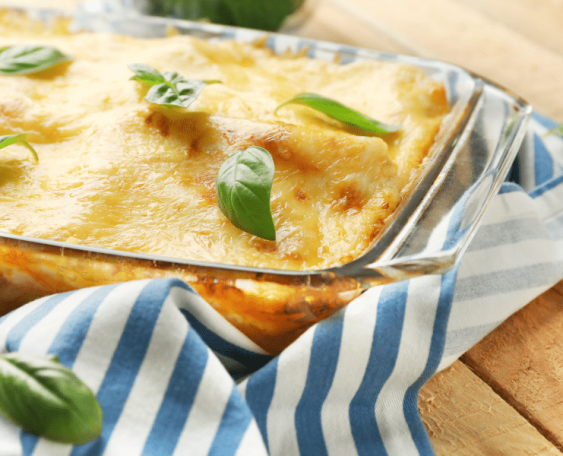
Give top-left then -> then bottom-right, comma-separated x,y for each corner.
1,110 -> 563,455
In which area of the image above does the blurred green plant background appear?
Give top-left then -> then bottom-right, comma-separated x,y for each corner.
147,0 -> 306,31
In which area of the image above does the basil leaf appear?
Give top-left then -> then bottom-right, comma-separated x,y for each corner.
129,64 -> 221,108
0,353 -> 102,444
145,80 -> 207,108
216,146 -> 276,241
0,133 -> 38,161
0,45 -> 71,75
128,63 -> 167,86
275,93 -> 402,135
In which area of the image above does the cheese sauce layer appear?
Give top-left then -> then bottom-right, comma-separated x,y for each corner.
0,12 -> 449,271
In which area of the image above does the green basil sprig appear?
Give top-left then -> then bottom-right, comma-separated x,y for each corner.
0,353 -> 102,444
216,146 -> 276,241
0,45 -> 71,75
128,63 -> 221,108
0,133 -> 38,161
275,93 -> 402,135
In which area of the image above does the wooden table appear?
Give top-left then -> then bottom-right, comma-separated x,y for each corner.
6,0 -> 563,453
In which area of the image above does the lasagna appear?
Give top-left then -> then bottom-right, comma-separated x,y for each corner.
0,11 -> 449,272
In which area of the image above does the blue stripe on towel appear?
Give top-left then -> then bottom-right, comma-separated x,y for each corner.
534,133 -> 554,186
180,309 -> 271,373
350,281 -> 409,455
47,285 -> 118,367
208,386 -> 253,455
70,280 -> 172,455
530,173 -> 563,198
399,190 -> 476,454
295,316 -> 344,456
20,434 -> 40,456
142,327 -> 209,455
244,357 -> 279,452
499,181 -> 525,194
20,287 -> 118,455
5,293 -> 70,352
405,269 -> 458,453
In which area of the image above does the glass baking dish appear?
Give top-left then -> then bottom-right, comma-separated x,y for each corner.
0,8 -> 531,354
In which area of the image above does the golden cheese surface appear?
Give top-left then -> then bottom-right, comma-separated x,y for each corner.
0,12 -> 449,271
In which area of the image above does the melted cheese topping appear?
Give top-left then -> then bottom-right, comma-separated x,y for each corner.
0,11 -> 449,270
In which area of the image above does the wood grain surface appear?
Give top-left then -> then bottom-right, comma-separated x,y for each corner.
462,283 -> 563,452
420,362 -> 561,455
